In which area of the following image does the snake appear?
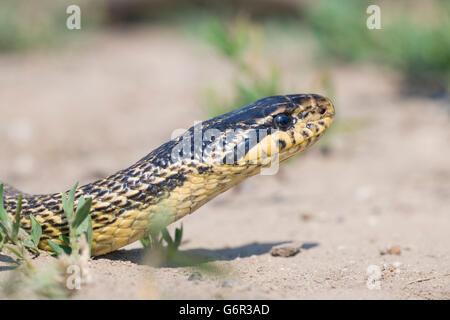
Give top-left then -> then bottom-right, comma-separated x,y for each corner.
1,94 -> 334,256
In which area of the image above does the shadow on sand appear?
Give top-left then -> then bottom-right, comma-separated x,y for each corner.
0,254 -> 18,272
98,241 -> 320,267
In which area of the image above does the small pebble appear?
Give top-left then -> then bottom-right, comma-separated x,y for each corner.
270,242 -> 302,257
299,213 -> 312,221
380,245 -> 402,255
389,245 -> 402,255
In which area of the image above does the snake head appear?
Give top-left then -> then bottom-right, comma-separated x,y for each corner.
169,94 -> 335,171
246,93 -> 336,164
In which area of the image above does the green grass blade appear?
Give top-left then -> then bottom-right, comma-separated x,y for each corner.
5,245 -> 24,260
0,221 -> 9,237
0,184 -> 12,232
161,228 -> 174,246
175,224 -> 183,247
72,197 -> 92,230
23,238 -> 34,248
47,240 -> 71,256
30,214 -> 42,246
140,236 -> 151,248
58,234 -> 70,246
63,182 -> 78,222
12,194 -> 23,242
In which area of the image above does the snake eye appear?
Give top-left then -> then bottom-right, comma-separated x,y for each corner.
273,113 -> 293,131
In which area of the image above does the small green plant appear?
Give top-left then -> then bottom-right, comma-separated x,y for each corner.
140,208 -> 226,277
0,182 -> 94,299
0,184 -> 42,269
140,205 -> 184,260
0,184 -> 67,298
47,182 -> 93,258
141,222 -> 226,277
162,226 -> 183,259
140,224 -> 183,260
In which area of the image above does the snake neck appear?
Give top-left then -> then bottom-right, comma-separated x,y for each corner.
80,150 -> 260,255
3,141 -> 260,256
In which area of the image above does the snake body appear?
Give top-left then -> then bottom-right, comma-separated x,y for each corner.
2,94 -> 334,256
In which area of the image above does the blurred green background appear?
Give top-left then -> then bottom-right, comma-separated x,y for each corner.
2,0 -> 449,99
2,0 -> 449,163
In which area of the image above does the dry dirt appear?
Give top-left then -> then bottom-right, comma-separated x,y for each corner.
0,27 -> 449,299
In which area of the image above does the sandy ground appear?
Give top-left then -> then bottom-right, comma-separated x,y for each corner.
0,27 -> 449,299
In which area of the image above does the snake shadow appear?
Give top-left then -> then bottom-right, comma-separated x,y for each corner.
0,254 -> 18,272
99,241 -> 320,267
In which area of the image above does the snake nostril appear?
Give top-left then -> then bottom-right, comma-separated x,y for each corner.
318,106 -> 327,115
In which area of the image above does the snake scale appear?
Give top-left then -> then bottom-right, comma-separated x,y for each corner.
2,94 -> 334,256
